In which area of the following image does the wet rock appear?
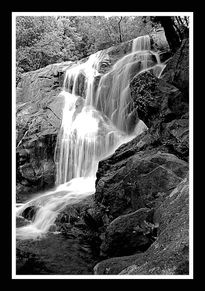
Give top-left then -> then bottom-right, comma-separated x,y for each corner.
95,150 -> 188,220
94,176 -> 189,275
83,210 -> 100,232
16,135 -> 57,201
130,71 -> 188,128
21,206 -> 39,221
16,61 -> 73,104
94,253 -> 141,275
55,195 -> 95,231
150,28 -> 170,52
16,86 -> 66,201
16,61 -> 77,201
16,216 -> 30,227
65,71 -> 86,97
107,40 -> 132,67
100,208 -> 156,257
119,176 -> 189,275
129,69 -> 189,161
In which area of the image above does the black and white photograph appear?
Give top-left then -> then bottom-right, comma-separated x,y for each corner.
12,12 -> 193,279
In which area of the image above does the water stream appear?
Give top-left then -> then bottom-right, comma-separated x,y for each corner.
16,35 -> 165,241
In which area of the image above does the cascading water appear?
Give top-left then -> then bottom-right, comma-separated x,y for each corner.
94,35 -> 165,132
16,35 -> 165,240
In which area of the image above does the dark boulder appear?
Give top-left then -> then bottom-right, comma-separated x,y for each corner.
130,71 -> 188,128
119,176 -> 189,275
16,61 -> 73,104
21,206 -> 39,221
100,208 -> 156,257
95,150 -> 188,220
94,176 -> 189,275
16,66 -> 69,201
55,195 -> 95,233
129,70 -> 189,161
94,254 -> 139,275
16,134 -> 57,202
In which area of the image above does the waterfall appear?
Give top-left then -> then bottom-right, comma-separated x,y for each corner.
93,35 -> 164,132
16,35 -> 164,240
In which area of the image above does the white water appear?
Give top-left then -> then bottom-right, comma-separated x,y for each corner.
16,35 -> 164,240
94,35 -> 165,132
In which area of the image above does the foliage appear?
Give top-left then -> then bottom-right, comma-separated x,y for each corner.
16,15 -> 185,84
148,16 -> 189,52
69,16 -> 154,52
16,16 -> 82,83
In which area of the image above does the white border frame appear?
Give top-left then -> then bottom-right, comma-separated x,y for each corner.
12,11 -> 194,280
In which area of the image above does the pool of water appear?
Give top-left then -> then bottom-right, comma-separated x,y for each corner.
16,232 -> 99,275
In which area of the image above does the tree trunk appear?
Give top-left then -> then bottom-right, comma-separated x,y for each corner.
177,16 -> 184,26
184,16 -> 189,27
118,17 -> 123,43
157,17 -> 181,53
173,22 -> 183,40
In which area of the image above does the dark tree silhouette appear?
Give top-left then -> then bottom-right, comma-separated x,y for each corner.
118,16 -> 123,43
151,16 -> 181,53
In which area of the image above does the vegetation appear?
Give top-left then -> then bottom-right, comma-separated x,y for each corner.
16,15 -> 189,84
149,16 -> 189,52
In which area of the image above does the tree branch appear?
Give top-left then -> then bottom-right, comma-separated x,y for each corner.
118,16 -> 123,43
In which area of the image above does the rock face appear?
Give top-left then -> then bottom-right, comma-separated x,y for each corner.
129,71 -> 189,161
94,176 -> 189,275
16,61 -> 73,103
95,150 -> 188,220
16,62 -> 74,201
16,108 -> 59,202
100,208 -> 156,257
93,148 -> 189,267
93,38 -> 189,275
120,177 -> 189,275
